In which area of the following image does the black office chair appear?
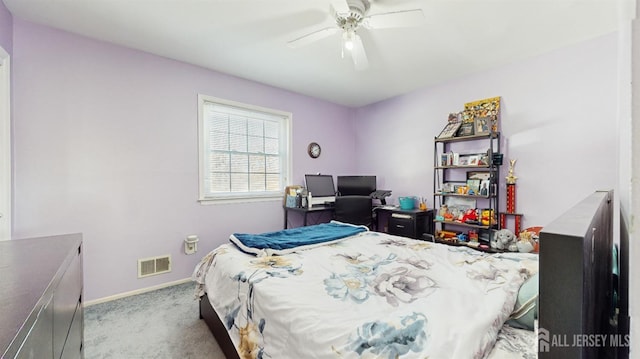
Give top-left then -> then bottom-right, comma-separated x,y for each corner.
333,195 -> 374,228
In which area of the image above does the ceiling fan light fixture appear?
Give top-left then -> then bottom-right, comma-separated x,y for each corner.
343,29 -> 355,51
289,0 -> 424,71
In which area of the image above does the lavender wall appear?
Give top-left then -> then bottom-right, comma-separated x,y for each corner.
11,19 -> 356,301
0,1 -> 12,53
355,33 -> 618,229
8,14 -> 619,302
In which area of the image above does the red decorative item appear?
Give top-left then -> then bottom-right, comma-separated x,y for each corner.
506,183 -> 516,213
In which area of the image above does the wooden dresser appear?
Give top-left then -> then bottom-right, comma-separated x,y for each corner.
0,233 -> 83,359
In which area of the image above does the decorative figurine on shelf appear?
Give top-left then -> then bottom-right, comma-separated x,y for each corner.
444,211 -> 455,221
437,204 -> 449,221
490,229 -> 518,252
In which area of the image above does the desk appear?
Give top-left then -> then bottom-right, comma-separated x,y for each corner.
283,205 -> 335,229
376,207 -> 434,239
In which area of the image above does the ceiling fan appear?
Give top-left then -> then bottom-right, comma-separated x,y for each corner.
287,0 -> 425,71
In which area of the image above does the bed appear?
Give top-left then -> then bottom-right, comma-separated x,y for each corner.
193,190 -> 615,358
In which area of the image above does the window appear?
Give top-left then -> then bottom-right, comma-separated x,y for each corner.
198,95 -> 291,203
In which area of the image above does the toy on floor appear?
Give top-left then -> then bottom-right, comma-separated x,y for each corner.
516,227 -> 541,253
490,228 -> 518,251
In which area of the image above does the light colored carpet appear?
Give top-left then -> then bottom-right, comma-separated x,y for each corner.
84,282 -> 226,358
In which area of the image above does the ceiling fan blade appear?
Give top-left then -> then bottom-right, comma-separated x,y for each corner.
364,9 -> 425,29
330,0 -> 350,17
287,27 -> 338,48
351,34 -> 369,71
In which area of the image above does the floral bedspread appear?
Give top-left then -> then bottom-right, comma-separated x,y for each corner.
487,325 -> 537,358
194,230 -> 538,359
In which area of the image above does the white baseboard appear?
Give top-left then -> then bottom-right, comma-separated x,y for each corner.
84,278 -> 192,307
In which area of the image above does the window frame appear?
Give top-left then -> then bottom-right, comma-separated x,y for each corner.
197,94 -> 292,204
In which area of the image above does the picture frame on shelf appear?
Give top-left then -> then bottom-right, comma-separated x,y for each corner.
467,171 -> 491,181
440,154 -> 449,167
474,116 -> 491,135
466,179 -> 480,194
437,121 -> 462,139
440,152 -> 456,166
442,182 -> 466,193
456,122 -> 475,137
478,153 -> 490,166
479,180 -> 491,196
464,96 -> 501,133
458,153 -> 482,167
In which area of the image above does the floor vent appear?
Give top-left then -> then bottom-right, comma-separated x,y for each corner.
138,255 -> 171,278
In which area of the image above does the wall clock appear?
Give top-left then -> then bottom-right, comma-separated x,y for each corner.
307,142 -> 321,158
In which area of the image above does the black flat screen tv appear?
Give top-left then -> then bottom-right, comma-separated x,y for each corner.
337,176 -> 376,196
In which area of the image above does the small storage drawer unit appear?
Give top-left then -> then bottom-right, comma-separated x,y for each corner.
388,209 -> 434,239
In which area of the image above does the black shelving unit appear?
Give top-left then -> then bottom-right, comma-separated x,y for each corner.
433,132 -> 501,241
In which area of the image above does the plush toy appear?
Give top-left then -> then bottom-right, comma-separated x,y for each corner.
491,229 -> 518,251
459,208 -> 478,224
516,230 -> 537,253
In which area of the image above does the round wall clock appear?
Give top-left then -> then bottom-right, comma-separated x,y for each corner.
307,142 -> 321,158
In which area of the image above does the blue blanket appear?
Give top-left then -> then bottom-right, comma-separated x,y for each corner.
230,221 -> 368,256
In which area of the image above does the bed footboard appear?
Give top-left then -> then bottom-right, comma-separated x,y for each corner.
199,293 -> 241,359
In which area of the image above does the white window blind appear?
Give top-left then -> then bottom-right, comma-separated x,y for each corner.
198,95 -> 291,203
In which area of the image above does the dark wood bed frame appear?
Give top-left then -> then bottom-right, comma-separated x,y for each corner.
199,190 -> 621,359
199,293 -> 240,359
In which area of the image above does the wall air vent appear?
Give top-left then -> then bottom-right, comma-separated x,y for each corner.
138,255 -> 171,278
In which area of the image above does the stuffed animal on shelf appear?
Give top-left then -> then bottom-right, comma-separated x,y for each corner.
459,208 -> 478,224
491,229 -> 518,251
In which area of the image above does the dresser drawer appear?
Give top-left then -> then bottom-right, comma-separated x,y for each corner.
388,214 -> 415,238
15,297 -> 53,359
53,245 -> 82,359
60,301 -> 83,359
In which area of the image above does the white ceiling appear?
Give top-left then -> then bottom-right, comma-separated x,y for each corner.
3,0 -> 622,107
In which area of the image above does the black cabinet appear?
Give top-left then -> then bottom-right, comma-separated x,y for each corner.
386,209 -> 434,239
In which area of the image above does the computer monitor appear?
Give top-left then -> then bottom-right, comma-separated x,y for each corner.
337,175 -> 376,196
304,174 -> 336,206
